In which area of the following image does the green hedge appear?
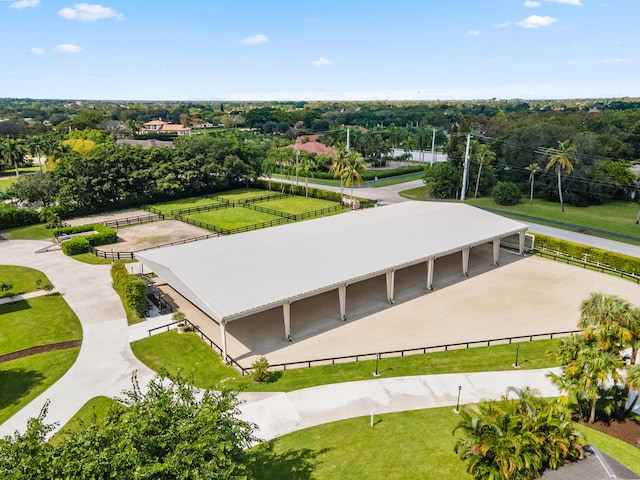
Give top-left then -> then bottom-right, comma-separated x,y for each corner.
0,204 -> 40,230
54,224 -> 116,250
111,261 -> 146,317
255,181 -> 377,208
534,234 -> 640,275
61,237 -> 90,255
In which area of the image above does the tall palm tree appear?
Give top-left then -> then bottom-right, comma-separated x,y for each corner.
525,162 -> 540,207
0,138 -> 28,178
341,151 -> 364,209
473,143 -> 496,199
545,140 -> 576,213
297,157 -> 316,197
27,135 -> 47,173
261,158 -> 275,191
329,143 -> 348,197
624,363 -> 640,416
401,134 -> 417,166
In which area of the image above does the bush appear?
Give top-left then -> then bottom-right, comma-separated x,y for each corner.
54,224 -> 116,251
111,261 -> 147,317
251,356 -> 270,383
0,204 -> 40,230
534,234 -> 640,275
61,237 -> 90,255
492,182 -> 522,206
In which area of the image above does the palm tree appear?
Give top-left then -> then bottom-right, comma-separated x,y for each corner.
27,135 -> 47,173
297,157 -> 316,197
329,143 -> 348,197
579,292 -> 634,352
545,140 -> 576,213
341,151 -> 364,209
0,138 -> 28,178
261,158 -> 275,191
525,162 -> 540,207
624,363 -> 640,416
473,144 -> 496,199
401,134 -> 417,166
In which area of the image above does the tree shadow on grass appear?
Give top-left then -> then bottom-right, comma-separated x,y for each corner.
0,368 -> 46,410
246,441 -> 331,480
0,299 -> 32,313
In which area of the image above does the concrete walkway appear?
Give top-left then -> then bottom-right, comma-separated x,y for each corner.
0,239 -> 156,437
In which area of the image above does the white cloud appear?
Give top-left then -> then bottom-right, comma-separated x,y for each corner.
492,22 -> 510,28
545,0 -> 583,5
241,34 -> 268,45
310,57 -> 332,67
467,29 -> 481,36
58,3 -> 123,21
603,58 -> 631,64
30,47 -> 45,55
9,0 -> 39,8
517,15 -> 557,28
54,43 -> 83,53
524,1 -> 541,6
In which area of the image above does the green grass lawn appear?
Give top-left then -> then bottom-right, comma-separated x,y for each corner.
0,295 -> 82,355
217,188 -> 281,202
247,407 -> 640,479
51,396 -> 121,445
465,197 -> 640,242
147,195 -> 221,214
131,331 -> 561,392
248,406 -> 471,480
0,176 -> 17,194
0,223 -> 54,240
256,196 -> 341,214
0,265 -> 51,295
0,348 -> 80,424
371,172 -> 424,188
186,206 -> 281,230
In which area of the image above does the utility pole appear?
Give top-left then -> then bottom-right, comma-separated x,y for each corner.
295,144 -> 300,187
460,133 -> 472,201
431,129 -> 436,166
346,127 -> 350,152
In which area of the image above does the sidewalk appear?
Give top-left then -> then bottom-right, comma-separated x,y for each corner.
237,368 -> 562,441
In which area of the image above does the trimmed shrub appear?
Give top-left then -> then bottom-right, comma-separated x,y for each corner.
251,356 -> 271,383
61,237 -> 90,255
111,261 -> 147,317
535,234 -> 640,275
492,182 -> 522,206
0,204 -> 40,230
54,223 -> 116,250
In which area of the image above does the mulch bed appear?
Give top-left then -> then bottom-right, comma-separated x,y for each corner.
579,416 -> 640,448
0,340 -> 82,363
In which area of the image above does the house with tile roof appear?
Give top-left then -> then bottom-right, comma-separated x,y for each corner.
142,119 -> 191,135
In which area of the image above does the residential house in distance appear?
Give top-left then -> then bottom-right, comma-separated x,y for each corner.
143,119 -> 191,135
285,134 -> 334,157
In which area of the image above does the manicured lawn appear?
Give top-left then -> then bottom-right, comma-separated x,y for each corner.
0,223 -> 55,240
147,195 -> 221,214
0,176 -> 17,193
400,185 -> 429,200
186,207 -> 280,230
247,407 -> 640,479
371,172 -> 424,188
131,331 -> 561,392
51,396 -> 121,445
466,197 -> 640,242
130,331 -> 239,389
0,295 -> 82,355
256,196 -> 341,214
0,265 -> 51,295
0,348 -> 80,424
68,253 -> 136,265
248,407 -> 472,479
217,188 -> 280,203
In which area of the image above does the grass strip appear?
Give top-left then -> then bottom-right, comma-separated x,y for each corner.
0,265 -> 51,295
131,331 -> 561,392
0,295 -> 82,356
0,348 -> 80,425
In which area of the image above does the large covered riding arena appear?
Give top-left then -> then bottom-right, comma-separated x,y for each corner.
135,202 -> 529,362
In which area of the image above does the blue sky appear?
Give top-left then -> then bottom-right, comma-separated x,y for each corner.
1,0 -> 638,101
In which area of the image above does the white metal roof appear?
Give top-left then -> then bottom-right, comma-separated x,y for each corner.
135,202 -> 528,323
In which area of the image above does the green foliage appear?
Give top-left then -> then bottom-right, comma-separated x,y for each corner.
60,236 -> 89,255
0,204 -> 40,230
251,356 -> 271,383
0,373 -> 257,480
453,387 -> 585,480
111,261 -> 147,317
534,234 -> 640,274
492,182 -> 522,205
53,223 -> 116,248
423,162 -> 458,198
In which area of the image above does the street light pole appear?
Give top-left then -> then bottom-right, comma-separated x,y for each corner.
514,344 -> 520,368
373,353 -> 380,376
455,385 -> 462,413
